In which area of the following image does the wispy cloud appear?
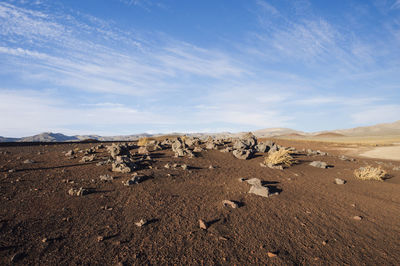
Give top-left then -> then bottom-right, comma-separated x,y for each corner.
0,1 -> 399,136
391,0 -> 400,9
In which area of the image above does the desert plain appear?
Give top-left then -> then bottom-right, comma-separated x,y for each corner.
0,129 -> 399,266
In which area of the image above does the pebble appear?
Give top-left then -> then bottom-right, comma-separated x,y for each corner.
199,219 -> 207,230
135,219 -> 147,227
353,216 -> 363,221
267,252 -> 277,258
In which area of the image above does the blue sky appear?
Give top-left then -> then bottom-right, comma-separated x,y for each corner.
1,0 -> 399,137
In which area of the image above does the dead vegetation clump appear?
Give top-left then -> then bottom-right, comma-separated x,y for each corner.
264,149 -> 297,167
354,166 -> 387,181
137,137 -> 151,146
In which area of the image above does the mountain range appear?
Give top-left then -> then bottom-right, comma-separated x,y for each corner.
1,120 -> 399,142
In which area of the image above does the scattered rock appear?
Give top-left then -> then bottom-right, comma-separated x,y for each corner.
208,165 -> 215,169
68,187 -> 90,196
232,149 -> 253,160
123,175 -> 146,186
309,161 -> 328,168
80,155 -> 95,162
393,166 -> 400,171
334,178 -> 346,185
96,160 -> 108,166
8,169 -> 15,173
97,236 -> 104,242
238,177 -> 246,182
353,216 -> 363,221
267,252 -> 277,258
107,143 -> 130,159
245,178 -> 272,197
138,146 -> 149,154
23,159 -> 35,164
206,142 -> 218,150
135,219 -> 147,227
84,148 -> 95,155
199,219 -> 208,230
255,143 -> 270,153
164,163 -> 171,169
99,174 -> 114,181
181,164 -> 188,170
220,147 -> 233,153
222,200 -> 239,208
339,155 -> 355,162
112,156 -> 136,173
172,137 -> 194,157
193,146 -> 203,152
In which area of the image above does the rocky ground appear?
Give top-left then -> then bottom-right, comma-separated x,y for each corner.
0,135 -> 399,265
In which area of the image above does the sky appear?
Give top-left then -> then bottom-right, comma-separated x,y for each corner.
0,0 -> 400,137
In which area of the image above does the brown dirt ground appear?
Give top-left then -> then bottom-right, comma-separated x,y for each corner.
0,140 -> 399,265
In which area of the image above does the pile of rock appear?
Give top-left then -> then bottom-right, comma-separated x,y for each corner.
171,137 -> 194,158
231,133 -> 258,160
106,143 -> 137,173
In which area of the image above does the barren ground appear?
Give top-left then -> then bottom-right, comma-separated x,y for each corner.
1,140 -> 399,265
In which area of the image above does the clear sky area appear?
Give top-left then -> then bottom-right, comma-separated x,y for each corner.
1,0 -> 399,137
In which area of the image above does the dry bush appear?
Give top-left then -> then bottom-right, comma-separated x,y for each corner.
137,137 -> 149,147
354,166 -> 387,181
264,149 -> 296,167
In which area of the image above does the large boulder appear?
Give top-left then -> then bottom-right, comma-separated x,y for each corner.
233,132 -> 257,150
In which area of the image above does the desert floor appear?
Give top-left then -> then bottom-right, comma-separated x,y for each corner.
1,139 -> 399,265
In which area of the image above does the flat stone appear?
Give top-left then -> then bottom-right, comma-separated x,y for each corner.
246,178 -> 262,187
334,178 -> 346,185
309,161 -> 328,168
249,185 -> 270,198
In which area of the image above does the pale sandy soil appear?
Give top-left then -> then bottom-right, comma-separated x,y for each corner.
359,145 -> 400,161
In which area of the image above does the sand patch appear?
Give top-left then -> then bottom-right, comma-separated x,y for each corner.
359,145 -> 400,161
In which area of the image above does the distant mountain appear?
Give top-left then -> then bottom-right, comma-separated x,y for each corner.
1,120 -> 399,142
0,136 -> 19,142
252,128 -> 306,138
327,120 -> 400,136
19,132 -> 80,142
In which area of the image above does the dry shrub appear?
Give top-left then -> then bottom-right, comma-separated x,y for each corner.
137,137 -> 149,147
264,149 -> 296,167
354,166 -> 386,181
